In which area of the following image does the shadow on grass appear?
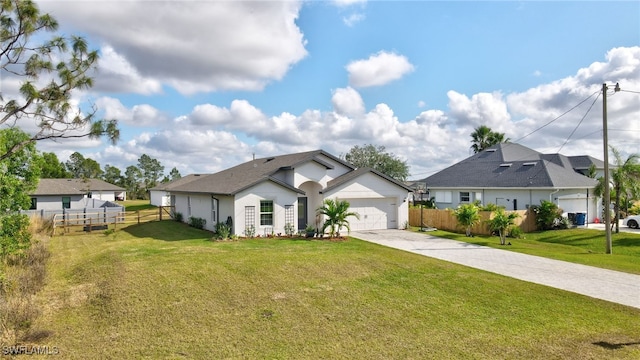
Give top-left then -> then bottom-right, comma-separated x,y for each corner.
593,340 -> 640,350
612,235 -> 640,247
122,221 -> 212,242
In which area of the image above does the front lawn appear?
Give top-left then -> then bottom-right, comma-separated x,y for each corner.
426,228 -> 640,274
29,221 -> 640,359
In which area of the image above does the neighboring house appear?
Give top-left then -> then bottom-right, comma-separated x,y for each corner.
30,178 -> 126,211
163,150 -> 413,236
149,175 -> 206,207
416,143 -> 601,222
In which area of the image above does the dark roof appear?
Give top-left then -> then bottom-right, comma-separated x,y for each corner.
168,150 -> 354,195
323,167 -> 414,193
568,155 -> 606,170
421,143 -> 598,189
32,179 -> 125,196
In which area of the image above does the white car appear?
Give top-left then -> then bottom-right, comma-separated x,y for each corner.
622,215 -> 640,229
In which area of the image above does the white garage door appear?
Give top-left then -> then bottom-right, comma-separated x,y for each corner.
344,198 -> 397,231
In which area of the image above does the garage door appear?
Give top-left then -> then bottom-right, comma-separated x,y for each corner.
344,198 -> 397,231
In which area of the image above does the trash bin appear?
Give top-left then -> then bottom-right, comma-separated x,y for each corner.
575,213 -> 586,226
568,213 -> 576,225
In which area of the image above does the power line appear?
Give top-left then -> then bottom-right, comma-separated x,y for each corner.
557,92 -> 600,153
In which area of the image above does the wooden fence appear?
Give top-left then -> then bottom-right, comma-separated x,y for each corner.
409,208 -> 537,235
52,206 -> 175,235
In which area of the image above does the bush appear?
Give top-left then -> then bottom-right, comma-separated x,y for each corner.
244,225 -> 256,238
479,203 -> 499,212
0,214 -> 32,258
188,217 -> 206,230
174,212 -> 184,223
508,226 -> 524,239
284,223 -> 295,237
531,200 -> 563,230
214,222 -> 231,240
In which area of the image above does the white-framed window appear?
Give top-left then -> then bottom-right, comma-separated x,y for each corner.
211,197 -> 218,224
460,191 -> 470,203
260,200 -> 274,226
435,191 -> 452,203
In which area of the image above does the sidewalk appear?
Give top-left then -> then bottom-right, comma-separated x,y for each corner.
351,229 -> 640,309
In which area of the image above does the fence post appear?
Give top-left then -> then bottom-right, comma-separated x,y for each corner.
137,210 -> 140,225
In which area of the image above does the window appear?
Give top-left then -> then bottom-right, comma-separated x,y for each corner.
460,192 -> 470,203
435,191 -> 452,203
62,197 -> 71,209
260,200 -> 274,226
30,198 -> 37,210
211,197 -> 218,224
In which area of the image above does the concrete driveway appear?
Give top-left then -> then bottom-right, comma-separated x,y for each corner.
350,229 -> 640,310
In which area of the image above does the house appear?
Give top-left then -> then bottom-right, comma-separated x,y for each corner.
149,175 -> 206,207
163,150 -> 413,236
416,143 -> 601,222
30,178 -> 126,211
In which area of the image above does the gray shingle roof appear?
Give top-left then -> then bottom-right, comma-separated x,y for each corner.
421,143 -> 598,189
32,179 -> 125,195
168,150 -> 353,195
324,167 -> 414,193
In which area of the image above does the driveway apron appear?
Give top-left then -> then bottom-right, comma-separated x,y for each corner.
351,230 -> 640,310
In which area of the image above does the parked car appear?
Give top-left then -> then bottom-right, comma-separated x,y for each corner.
622,215 -> 640,229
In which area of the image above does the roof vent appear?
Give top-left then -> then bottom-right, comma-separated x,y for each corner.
265,157 -> 275,163
499,163 -> 512,167
194,174 -> 200,177
486,149 -> 497,152
523,162 -> 537,166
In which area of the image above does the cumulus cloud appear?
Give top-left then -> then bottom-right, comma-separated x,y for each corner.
95,98 -> 170,127
343,13 -> 365,27
41,1 -> 308,95
331,87 -> 366,117
347,51 -> 415,88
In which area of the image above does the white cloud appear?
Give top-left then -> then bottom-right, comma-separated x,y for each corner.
343,13 -> 365,27
347,51 -> 415,88
332,0 -> 367,7
331,87 -> 366,117
41,1 -> 308,95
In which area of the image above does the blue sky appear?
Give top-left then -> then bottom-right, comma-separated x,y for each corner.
13,1 -> 640,179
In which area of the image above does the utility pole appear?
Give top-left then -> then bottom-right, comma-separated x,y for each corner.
602,82 -> 619,254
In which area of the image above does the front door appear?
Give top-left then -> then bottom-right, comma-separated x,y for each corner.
298,197 -> 308,230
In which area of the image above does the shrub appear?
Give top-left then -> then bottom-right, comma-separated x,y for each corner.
487,208 -> 519,245
244,225 -> 256,238
453,203 -> 480,237
0,214 -> 32,258
479,203 -> 499,212
284,223 -> 295,237
531,200 -> 563,230
508,226 -> 524,239
174,212 -> 184,223
214,222 -> 231,240
188,217 -> 206,230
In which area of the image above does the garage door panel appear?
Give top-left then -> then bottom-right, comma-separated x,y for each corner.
343,198 -> 396,230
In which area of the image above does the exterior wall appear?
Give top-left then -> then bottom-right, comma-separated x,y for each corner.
150,190 -> 171,207
322,172 -> 410,230
234,182 -> 299,236
33,195 -> 86,210
89,191 -> 116,202
431,187 -> 599,223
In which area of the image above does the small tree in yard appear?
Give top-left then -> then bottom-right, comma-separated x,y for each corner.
487,208 -> 519,245
454,203 -> 481,237
316,199 -> 360,238
531,200 -> 563,230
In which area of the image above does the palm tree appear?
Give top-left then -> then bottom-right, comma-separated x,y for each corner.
454,203 -> 481,237
316,199 -> 360,238
470,125 -> 509,153
594,147 -> 640,233
487,208 -> 519,245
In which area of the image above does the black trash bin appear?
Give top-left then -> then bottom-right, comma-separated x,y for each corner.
568,213 -> 576,225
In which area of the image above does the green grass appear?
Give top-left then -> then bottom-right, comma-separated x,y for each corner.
425,228 -> 640,275
117,199 -> 156,211
32,221 -> 640,359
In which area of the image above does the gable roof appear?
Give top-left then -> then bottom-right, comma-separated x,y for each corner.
149,174 -> 209,191
168,150 -> 354,195
422,143 -> 598,189
323,167 -> 414,194
32,179 -> 125,196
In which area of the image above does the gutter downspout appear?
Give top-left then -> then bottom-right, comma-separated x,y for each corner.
549,189 -> 560,204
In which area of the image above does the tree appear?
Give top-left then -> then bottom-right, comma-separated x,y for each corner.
65,151 -> 102,178
102,165 -> 123,187
0,128 -> 41,257
316,198 -> 360,238
137,154 -> 164,195
344,144 -> 409,181
594,147 -> 640,233
0,0 -> 119,162
162,167 -> 181,183
487,208 -> 519,245
40,152 -> 69,178
124,165 -> 142,200
470,125 -> 509,153
454,203 -> 481,237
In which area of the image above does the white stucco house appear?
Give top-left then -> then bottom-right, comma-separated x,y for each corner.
29,178 -> 126,211
415,143 -> 603,224
162,150 -> 413,236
